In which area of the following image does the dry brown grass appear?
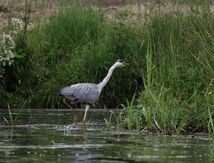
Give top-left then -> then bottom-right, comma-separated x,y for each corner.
0,0 -> 212,19
1,0 -> 214,30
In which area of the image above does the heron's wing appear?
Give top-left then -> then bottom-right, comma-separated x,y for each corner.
60,83 -> 100,103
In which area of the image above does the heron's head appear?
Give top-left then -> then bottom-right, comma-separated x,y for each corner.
115,59 -> 129,68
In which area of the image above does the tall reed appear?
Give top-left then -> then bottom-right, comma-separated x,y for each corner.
125,10 -> 214,133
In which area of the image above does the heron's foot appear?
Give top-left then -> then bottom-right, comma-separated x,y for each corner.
64,123 -> 77,132
64,121 -> 80,131
73,114 -> 78,125
71,122 -> 78,127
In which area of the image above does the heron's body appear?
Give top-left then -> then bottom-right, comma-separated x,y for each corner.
60,83 -> 101,104
59,59 -> 128,130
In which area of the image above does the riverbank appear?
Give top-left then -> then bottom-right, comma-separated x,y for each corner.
0,1 -> 214,134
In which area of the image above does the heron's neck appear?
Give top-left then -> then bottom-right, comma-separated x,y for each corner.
98,64 -> 117,91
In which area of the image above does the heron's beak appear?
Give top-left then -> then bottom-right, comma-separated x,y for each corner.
122,62 -> 129,67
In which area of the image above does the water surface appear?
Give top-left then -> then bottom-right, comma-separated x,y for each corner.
0,110 -> 213,163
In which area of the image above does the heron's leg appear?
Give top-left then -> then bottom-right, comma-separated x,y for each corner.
63,98 -> 72,109
83,104 -> 90,130
63,98 -> 78,124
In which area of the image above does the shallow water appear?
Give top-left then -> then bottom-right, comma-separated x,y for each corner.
0,110 -> 214,163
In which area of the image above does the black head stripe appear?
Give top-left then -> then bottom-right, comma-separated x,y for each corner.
117,59 -> 124,63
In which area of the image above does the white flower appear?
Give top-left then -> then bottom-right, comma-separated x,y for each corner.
12,17 -> 23,30
2,33 -> 15,49
0,33 -> 15,67
0,17 -> 20,77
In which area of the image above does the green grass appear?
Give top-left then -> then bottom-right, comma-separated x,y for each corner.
122,10 -> 214,134
1,4 -> 214,134
1,5 -> 144,109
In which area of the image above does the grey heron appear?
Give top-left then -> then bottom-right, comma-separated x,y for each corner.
59,59 -> 128,129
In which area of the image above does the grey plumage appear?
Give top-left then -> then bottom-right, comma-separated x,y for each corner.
60,83 -> 100,104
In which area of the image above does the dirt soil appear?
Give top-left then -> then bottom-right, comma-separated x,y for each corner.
0,0 -> 153,30
0,0 -> 214,31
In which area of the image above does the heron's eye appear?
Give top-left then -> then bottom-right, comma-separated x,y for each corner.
117,59 -> 123,63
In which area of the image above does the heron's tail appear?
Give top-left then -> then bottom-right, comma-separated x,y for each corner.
58,88 -> 67,96
59,86 -> 72,96
58,90 -> 64,96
